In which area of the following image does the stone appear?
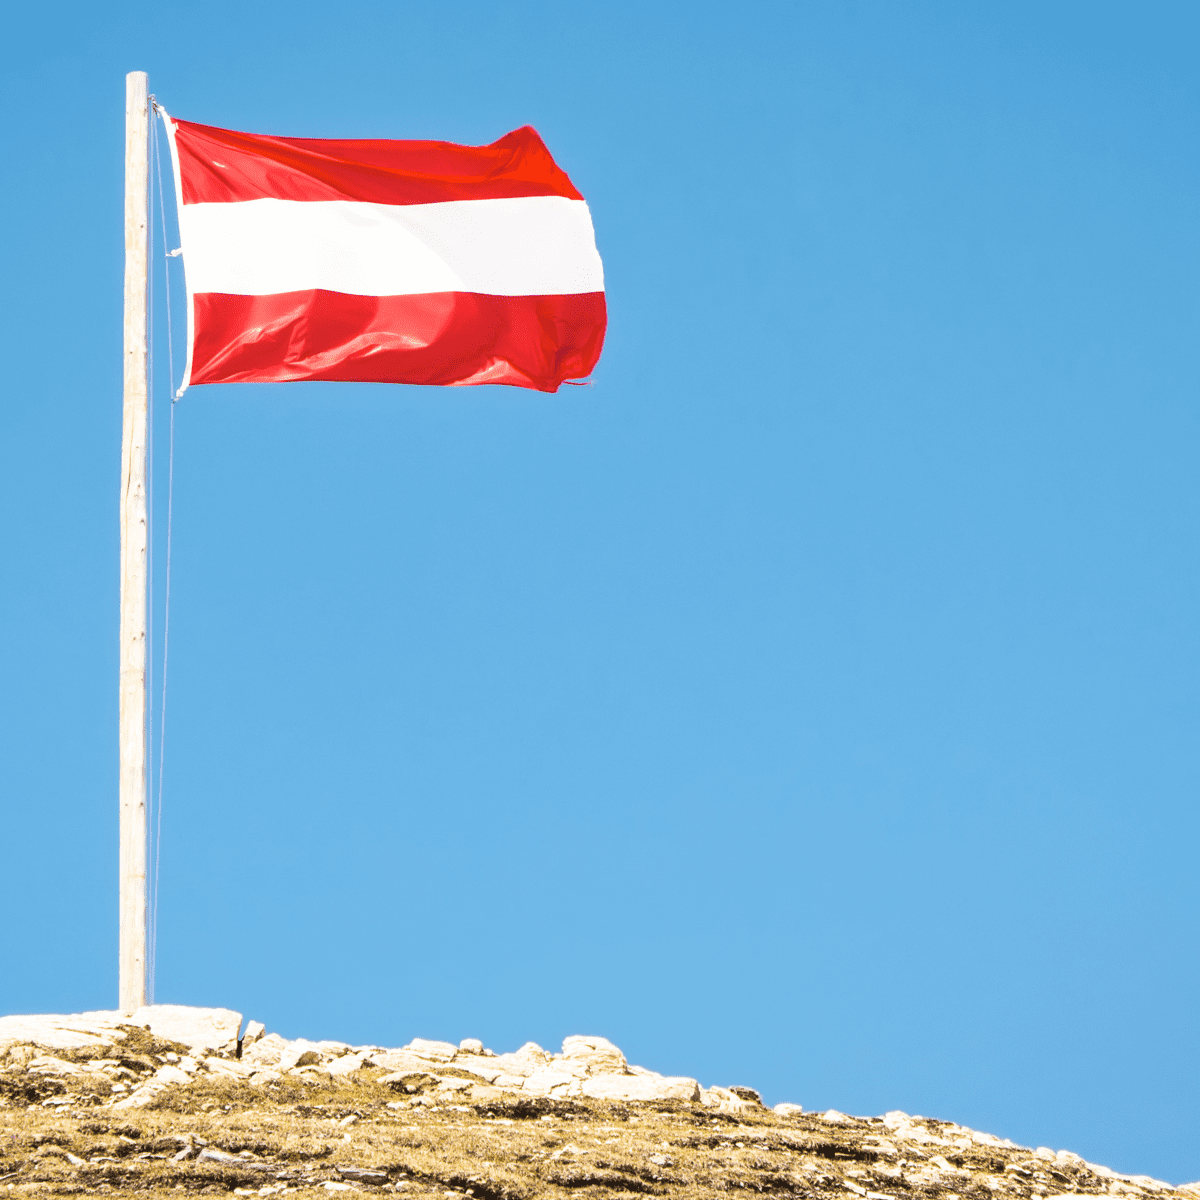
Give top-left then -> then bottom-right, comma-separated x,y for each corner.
241,1020 -> 266,1047
130,1005 -> 243,1052
249,1069 -> 283,1086
560,1035 -> 627,1076
774,1102 -> 804,1116
198,1147 -> 241,1165
327,1053 -> 367,1077
449,1055 -> 503,1083
523,1067 -> 579,1096
487,1042 -> 552,1078
458,1038 -> 484,1054
337,1167 -> 389,1184
205,1056 -> 254,1079
374,1050 -> 444,1074
824,1110 -> 849,1124
700,1086 -> 758,1113
243,1033 -> 287,1067
581,1074 -> 700,1102
0,1011 -> 128,1051
278,1040 -> 325,1072
729,1087 -> 763,1105
378,1071 -> 436,1092
404,1038 -> 457,1061
27,1055 -> 84,1076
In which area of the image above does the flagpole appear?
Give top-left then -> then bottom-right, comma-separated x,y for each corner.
119,69 -> 150,1015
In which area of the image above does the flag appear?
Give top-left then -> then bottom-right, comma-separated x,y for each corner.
159,114 -> 606,393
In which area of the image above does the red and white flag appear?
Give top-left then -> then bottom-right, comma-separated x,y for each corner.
160,113 -> 606,393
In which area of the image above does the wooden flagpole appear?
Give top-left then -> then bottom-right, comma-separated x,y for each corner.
119,69 -> 150,1015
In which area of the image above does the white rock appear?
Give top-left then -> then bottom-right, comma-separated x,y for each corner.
373,1050 -> 444,1074
560,1035 -> 627,1075
327,1053 -> 367,1077
1035,1148 -> 1056,1161
243,1033 -> 287,1067
404,1038 -> 457,1061
111,1063 -> 191,1111
249,1069 -> 283,1086
459,1038 -> 484,1054
0,1011 -> 128,1051
581,1074 -> 700,1102
28,1055 -> 84,1076
488,1043 -> 552,1078
700,1086 -> 757,1113
823,1110 -> 848,1123
278,1040 -> 325,1072
205,1056 -> 254,1078
131,1005 -> 243,1052
774,1102 -> 804,1116
450,1055 -> 503,1084
241,1020 -> 266,1046
492,1073 -> 530,1089
524,1067 -> 580,1096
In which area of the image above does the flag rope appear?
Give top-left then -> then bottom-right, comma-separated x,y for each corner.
148,106 -> 179,1004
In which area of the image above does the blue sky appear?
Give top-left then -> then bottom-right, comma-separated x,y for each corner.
1,0 -> 1197,1184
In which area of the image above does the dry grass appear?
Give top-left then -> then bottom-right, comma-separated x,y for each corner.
0,1030 -> 1190,1200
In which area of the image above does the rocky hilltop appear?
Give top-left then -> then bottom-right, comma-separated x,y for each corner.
0,1006 -> 1194,1200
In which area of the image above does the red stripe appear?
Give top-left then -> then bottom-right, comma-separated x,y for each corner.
190,291 -> 606,392
172,120 -> 584,206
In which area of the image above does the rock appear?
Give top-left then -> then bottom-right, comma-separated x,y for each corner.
337,1167 -> 389,1184
28,1055 -> 84,1076
458,1038 -> 485,1054
582,1074 -> 700,1102
241,1020 -> 266,1047
197,1147 -> 241,1165
487,1042 -> 552,1078
374,1050 -> 444,1074
450,1055 -> 503,1083
249,1069 -> 282,1086
378,1071 -> 436,1092
0,1011 -> 128,1051
523,1067 -> 579,1096
205,1056 -> 254,1079
404,1038 -> 457,1061
110,1061 -> 196,1109
243,1033 -> 287,1067
560,1035 -> 627,1076
327,1053 -> 367,1077
130,1005 -> 243,1052
824,1110 -> 849,1124
700,1086 -> 758,1113
278,1040 -> 325,1072
729,1087 -> 763,1106
774,1102 -> 804,1116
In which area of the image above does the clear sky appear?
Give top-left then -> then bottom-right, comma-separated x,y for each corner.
1,0 -> 1196,1184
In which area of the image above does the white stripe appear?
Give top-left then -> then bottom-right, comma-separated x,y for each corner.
178,196 -> 604,298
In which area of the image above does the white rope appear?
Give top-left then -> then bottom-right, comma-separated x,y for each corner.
148,106 -> 179,1004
